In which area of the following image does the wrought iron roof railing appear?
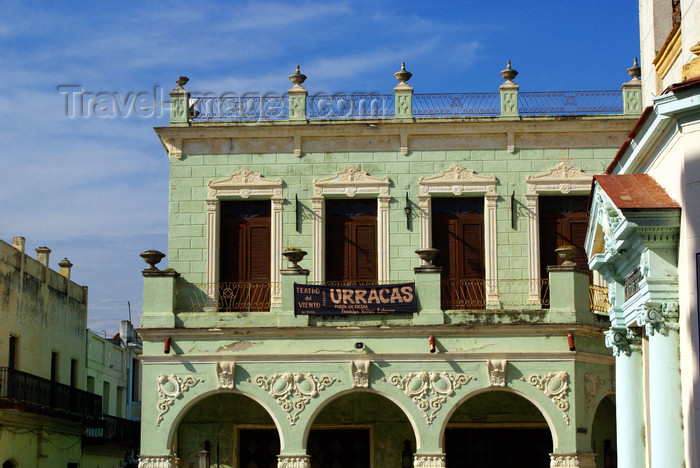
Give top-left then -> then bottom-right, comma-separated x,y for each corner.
85,414 -> 141,445
192,96 -> 289,121
0,367 -> 102,420
519,90 -> 623,115
413,92 -> 500,117
306,94 -> 395,119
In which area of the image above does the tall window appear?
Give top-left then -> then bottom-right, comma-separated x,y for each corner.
131,357 -> 140,402
103,381 -> 111,415
70,358 -> 78,388
539,196 -> 590,274
8,336 -> 17,370
325,199 -> 377,284
219,200 -> 271,311
433,198 -> 485,309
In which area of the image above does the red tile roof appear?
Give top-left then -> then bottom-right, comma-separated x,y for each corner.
594,174 -> 680,209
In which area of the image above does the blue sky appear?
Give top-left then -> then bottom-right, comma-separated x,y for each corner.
1,0 -> 639,334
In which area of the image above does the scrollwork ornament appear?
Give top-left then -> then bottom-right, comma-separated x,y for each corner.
382,371 -> 476,424
639,301 -> 679,336
277,455 -> 311,468
138,454 -> 179,468
604,328 -> 630,357
413,454 -> 446,467
520,371 -> 570,424
252,373 -> 339,425
156,374 -> 204,426
583,373 -> 605,412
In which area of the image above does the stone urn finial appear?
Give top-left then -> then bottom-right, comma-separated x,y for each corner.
176,76 -> 189,89
282,248 -> 308,271
394,62 -> 412,84
500,61 -> 518,83
140,250 -> 166,272
555,245 -> 578,267
627,58 -> 641,81
289,65 -> 307,87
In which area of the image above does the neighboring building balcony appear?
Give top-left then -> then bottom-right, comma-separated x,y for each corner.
84,414 -> 140,446
0,367 -> 102,420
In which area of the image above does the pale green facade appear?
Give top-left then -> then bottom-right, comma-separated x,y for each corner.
140,69 -> 640,468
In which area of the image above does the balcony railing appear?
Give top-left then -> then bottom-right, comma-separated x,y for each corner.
589,284 -> 611,315
519,90 -> 623,115
191,96 -> 289,121
0,367 -> 102,420
176,281 -> 275,312
84,414 -> 140,445
440,279 -> 550,310
307,94 -> 394,119
413,93 -> 500,117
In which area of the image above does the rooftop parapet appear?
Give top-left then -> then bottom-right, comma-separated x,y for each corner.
173,60 -> 642,125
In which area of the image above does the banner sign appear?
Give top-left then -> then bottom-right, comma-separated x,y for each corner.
294,282 -> 417,316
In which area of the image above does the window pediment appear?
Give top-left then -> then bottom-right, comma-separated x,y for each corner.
419,165 -> 497,196
313,166 -> 390,198
526,162 -> 592,195
208,169 -> 283,199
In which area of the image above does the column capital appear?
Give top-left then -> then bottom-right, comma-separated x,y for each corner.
549,452 -> 596,467
604,327 -> 641,357
638,301 -> 679,336
413,454 -> 446,467
277,455 -> 310,468
138,455 -> 179,468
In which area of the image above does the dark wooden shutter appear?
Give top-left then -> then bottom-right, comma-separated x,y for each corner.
354,223 -> 377,281
325,199 -> 377,283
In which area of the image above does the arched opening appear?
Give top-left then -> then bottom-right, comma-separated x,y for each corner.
445,390 -> 553,467
175,392 -> 279,467
307,391 -> 416,468
591,394 -> 617,468
3,460 -> 17,468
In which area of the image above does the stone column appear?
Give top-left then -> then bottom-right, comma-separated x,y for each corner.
414,263 -> 443,325
641,302 -> 683,468
484,192 -> 499,306
377,192 -> 391,282
393,63 -> 413,119
169,77 -> 190,127
525,193 -> 541,303
499,61 -> 519,117
622,59 -> 642,116
288,66 -> 308,121
413,454 -> 446,467
605,328 -> 645,468
277,455 -> 311,467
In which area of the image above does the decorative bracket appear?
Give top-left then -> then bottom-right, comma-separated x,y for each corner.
217,361 -> 235,389
351,360 -> 370,388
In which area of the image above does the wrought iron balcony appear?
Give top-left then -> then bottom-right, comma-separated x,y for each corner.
84,414 -> 140,445
0,367 -> 102,420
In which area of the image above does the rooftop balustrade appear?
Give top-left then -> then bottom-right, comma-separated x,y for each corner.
173,60 -> 642,124
0,367 -> 102,420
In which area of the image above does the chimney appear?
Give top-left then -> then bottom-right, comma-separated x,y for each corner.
36,247 -> 51,266
12,236 -> 25,253
58,258 -> 73,280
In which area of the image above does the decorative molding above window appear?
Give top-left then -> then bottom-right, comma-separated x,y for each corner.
311,167 -> 391,283
206,169 -> 284,307
417,165 -> 499,306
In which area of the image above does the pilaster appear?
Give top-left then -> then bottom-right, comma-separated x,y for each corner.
394,62 -> 413,119
279,268 -> 310,326
484,193 -> 499,306
413,267 -> 444,325
169,77 -> 190,127
499,61 -> 519,117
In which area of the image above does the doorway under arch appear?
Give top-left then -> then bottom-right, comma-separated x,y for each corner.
591,394 -> 617,468
308,391 -> 417,468
445,390 -> 553,467
175,392 -> 279,467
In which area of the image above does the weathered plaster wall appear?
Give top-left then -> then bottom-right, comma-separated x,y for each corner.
86,331 -> 128,417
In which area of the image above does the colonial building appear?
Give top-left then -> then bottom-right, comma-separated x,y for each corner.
585,1 -> 700,467
138,63 -> 641,467
0,236 -> 140,468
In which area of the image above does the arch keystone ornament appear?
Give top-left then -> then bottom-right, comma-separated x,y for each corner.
382,371 -> 476,424
351,360 -> 370,388
520,371 -> 570,425
217,361 -> 235,389
155,374 -> 204,426
487,359 -> 507,387
414,454 -> 446,467
251,373 -> 339,425
549,452 -> 596,467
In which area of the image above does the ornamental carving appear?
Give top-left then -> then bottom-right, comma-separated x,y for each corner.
549,452 -> 597,467
521,372 -> 570,425
217,361 -> 235,389
277,455 -> 311,468
638,301 -> 679,336
352,360 -> 370,388
526,162 -> 592,195
414,455 -> 446,467
487,359 -> 507,387
583,373 -> 605,412
156,374 -> 204,426
314,166 -> 390,187
419,165 -> 497,196
382,371 -> 476,424
252,373 -> 339,425
604,327 -> 641,357
207,169 -> 283,199
138,455 -> 179,468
